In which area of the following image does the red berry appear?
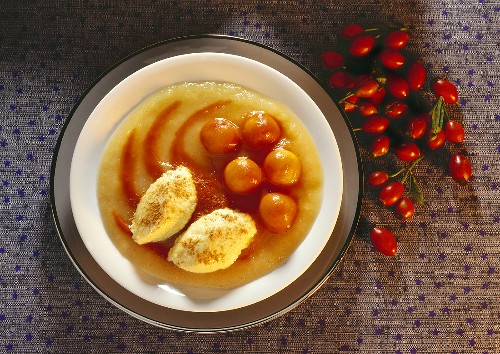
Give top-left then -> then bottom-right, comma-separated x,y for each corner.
386,75 -> 410,99
406,60 -> 427,91
358,102 -> 378,116
395,197 -> 415,220
407,114 -> 428,139
379,181 -> 405,206
367,170 -> 389,187
432,79 -> 459,104
449,153 -> 472,183
341,24 -> 364,40
378,49 -> 406,70
328,71 -> 355,89
444,120 -> 465,143
370,87 -> 386,105
395,142 -> 421,162
384,30 -> 409,49
370,227 -> 397,256
321,51 -> 345,70
349,35 -> 376,57
419,112 -> 431,123
353,74 -> 372,86
372,135 -> 390,157
385,101 -> 408,119
427,130 -> 445,150
355,79 -> 380,98
343,95 -> 358,113
362,116 -> 390,134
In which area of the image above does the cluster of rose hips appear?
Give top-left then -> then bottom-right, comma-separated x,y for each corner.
321,23 -> 472,256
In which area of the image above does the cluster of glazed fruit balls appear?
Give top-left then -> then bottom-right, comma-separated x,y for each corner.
321,23 -> 472,256
199,111 -> 301,233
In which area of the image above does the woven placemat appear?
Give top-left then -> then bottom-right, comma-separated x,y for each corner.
1,1 -> 498,353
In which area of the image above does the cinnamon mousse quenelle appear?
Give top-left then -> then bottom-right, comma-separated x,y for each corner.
97,81 -> 323,288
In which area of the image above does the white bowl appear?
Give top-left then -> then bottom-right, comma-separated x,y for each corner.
70,52 -> 343,312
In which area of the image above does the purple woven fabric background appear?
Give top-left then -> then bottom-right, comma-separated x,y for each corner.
1,1 -> 499,353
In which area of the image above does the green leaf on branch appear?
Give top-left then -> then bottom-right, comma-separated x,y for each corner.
409,174 -> 424,205
429,96 -> 449,135
371,60 -> 387,85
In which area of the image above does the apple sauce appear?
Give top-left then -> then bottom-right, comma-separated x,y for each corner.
97,81 -> 323,288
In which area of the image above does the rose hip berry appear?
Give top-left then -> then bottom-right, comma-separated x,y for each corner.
341,24 -> 364,40
427,130 -> 445,150
355,79 -> 380,98
368,170 -> 389,188
371,87 -> 386,105
358,102 -> 378,117
372,135 -> 390,157
407,114 -> 428,139
395,143 -> 421,162
449,153 -> 472,183
343,95 -> 358,113
378,49 -> 406,70
432,79 -> 459,104
379,181 -> 405,206
406,60 -> 427,91
386,75 -> 410,99
395,197 -> 415,220
370,227 -> 397,256
353,74 -> 371,87
383,30 -> 409,49
362,116 -> 390,134
321,51 -> 345,70
444,120 -> 465,143
385,101 -> 408,119
328,71 -> 355,89
349,35 -> 376,57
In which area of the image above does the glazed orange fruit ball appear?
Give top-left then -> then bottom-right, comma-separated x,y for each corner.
259,192 -> 298,233
200,117 -> 242,154
263,149 -> 301,186
242,111 -> 281,149
223,157 -> 263,194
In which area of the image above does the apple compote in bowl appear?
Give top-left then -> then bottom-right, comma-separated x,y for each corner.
70,52 -> 343,312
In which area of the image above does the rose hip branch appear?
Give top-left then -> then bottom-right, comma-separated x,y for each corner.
321,24 -> 472,256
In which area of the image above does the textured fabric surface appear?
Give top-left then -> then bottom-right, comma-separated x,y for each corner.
1,1 -> 499,353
